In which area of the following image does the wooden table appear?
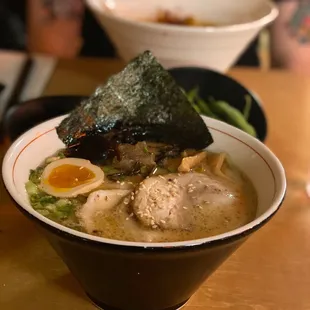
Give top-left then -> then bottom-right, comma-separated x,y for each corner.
1,58 -> 310,310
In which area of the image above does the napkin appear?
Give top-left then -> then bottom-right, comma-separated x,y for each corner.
0,50 -> 57,121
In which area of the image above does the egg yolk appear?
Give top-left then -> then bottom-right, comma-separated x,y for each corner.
48,164 -> 95,188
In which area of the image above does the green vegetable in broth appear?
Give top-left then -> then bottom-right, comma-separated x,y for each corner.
102,166 -> 121,175
29,167 -> 44,185
26,165 -> 86,223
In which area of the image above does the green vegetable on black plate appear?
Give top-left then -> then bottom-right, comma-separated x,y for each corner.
185,88 -> 257,137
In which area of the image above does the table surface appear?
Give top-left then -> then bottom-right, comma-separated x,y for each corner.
1,58 -> 310,310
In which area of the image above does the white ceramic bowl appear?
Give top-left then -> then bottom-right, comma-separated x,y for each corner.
3,115 -> 286,248
2,115 -> 286,310
86,0 -> 278,72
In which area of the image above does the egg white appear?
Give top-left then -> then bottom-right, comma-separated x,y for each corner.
40,158 -> 104,198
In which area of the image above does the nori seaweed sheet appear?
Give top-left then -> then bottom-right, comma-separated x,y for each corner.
56,51 -> 213,150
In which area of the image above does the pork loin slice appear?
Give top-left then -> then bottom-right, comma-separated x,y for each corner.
78,189 -> 131,233
132,172 -> 240,230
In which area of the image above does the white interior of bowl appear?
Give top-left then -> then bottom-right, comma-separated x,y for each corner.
2,115 -> 286,248
88,0 -> 278,32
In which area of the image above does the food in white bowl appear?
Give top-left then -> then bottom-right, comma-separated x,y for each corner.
21,51 -> 257,243
25,138 -> 258,243
2,51 -> 286,310
151,9 -> 218,26
86,0 -> 278,72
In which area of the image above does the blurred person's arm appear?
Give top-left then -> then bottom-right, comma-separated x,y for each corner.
270,0 -> 310,74
27,0 -> 84,58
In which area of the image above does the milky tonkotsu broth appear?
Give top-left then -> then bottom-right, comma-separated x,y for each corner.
26,143 -> 257,243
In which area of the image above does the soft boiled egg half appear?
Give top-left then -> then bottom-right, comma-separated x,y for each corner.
40,158 -> 104,198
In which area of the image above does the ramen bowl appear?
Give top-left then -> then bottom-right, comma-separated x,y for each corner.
2,115 -> 286,310
86,0 -> 278,72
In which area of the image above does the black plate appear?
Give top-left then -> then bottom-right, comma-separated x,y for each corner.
3,95 -> 87,141
168,67 -> 267,142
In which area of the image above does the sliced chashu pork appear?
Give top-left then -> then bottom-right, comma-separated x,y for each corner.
78,189 -> 130,233
78,188 -> 165,242
132,172 -> 241,230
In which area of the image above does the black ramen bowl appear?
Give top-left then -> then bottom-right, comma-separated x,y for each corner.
168,67 -> 267,142
2,115 -> 286,310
